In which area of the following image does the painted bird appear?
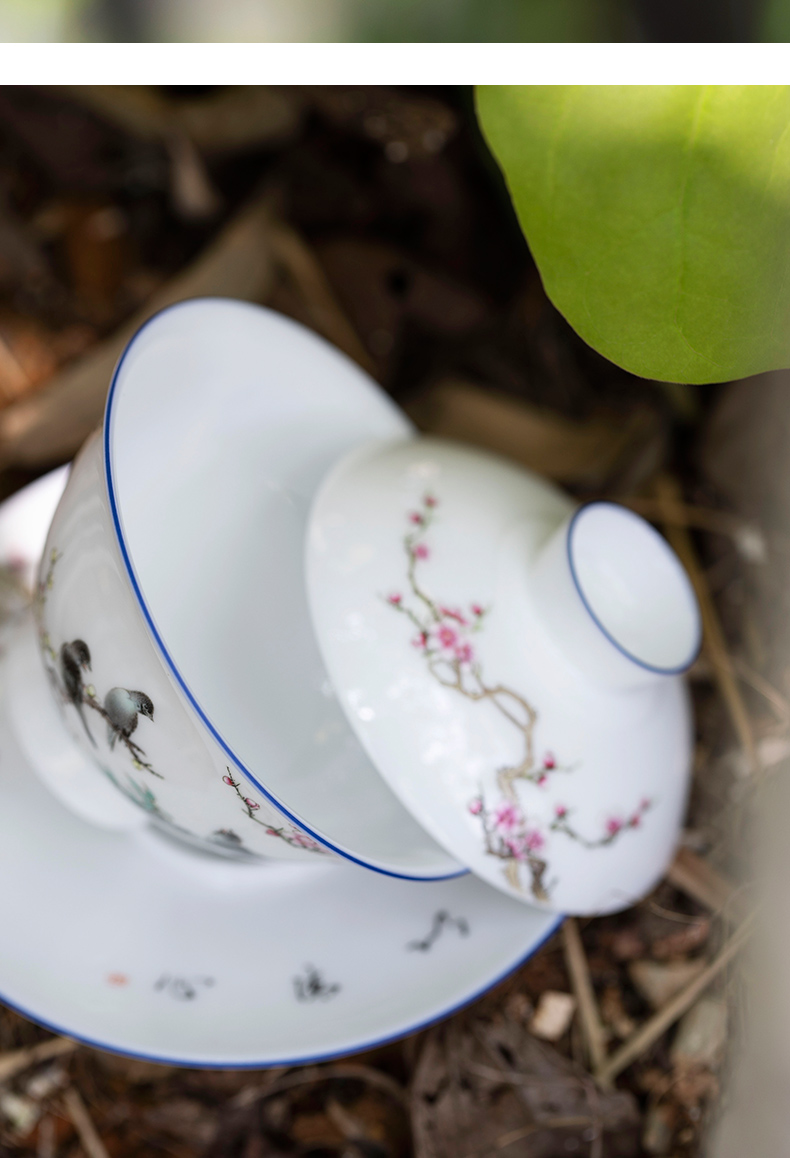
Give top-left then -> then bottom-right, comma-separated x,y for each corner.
210,829 -> 253,857
104,687 -> 155,751
59,639 -> 96,746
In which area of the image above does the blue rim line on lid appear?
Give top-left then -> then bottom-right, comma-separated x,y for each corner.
103,299 -> 467,881
0,914 -> 562,1069
566,501 -> 703,676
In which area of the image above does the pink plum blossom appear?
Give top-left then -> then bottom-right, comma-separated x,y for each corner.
412,631 -> 428,649
437,624 -> 458,649
409,512 -> 424,525
455,642 -> 474,664
245,798 -> 260,811
494,801 -> 521,832
537,774 -> 548,787
629,813 -> 641,828
555,804 -> 568,819
543,752 -> 556,770
222,774 -> 235,785
292,832 -> 320,849
413,543 -> 430,560
506,837 -> 528,861
441,606 -> 467,625
468,797 -> 483,815
471,603 -> 484,618
606,817 -> 623,836
424,494 -> 438,508
505,829 -> 543,859
387,593 -> 402,605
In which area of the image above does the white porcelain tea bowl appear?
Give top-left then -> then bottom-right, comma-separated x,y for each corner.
306,437 -> 702,915
19,300 -> 463,880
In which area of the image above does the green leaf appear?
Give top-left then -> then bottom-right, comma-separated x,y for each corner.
476,86 -> 790,384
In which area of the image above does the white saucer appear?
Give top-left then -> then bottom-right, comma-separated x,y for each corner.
0,470 -> 558,1065
0,612 -> 558,1066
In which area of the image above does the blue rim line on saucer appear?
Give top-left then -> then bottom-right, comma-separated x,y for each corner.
566,501 -> 703,677
0,916 -> 562,1068
103,300 -> 467,882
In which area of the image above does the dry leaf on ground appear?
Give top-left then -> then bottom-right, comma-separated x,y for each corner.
411,1016 -> 639,1158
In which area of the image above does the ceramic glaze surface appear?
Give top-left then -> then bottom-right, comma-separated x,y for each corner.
0,466 -> 69,590
37,434 -> 325,860
0,612 -> 557,1067
306,439 -> 696,915
42,299 -> 459,878
567,503 -> 701,674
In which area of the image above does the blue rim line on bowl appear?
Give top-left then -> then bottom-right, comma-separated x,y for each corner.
103,300 -> 467,882
0,915 -> 563,1069
566,500 -> 703,677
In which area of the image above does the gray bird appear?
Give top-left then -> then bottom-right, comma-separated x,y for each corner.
59,640 -> 95,746
104,687 -> 155,751
210,829 -> 254,857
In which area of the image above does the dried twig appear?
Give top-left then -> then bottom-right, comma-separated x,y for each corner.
267,220 -> 376,376
165,130 -> 222,221
561,919 -> 608,1074
654,474 -> 759,775
733,656 -> 790,725
407,378 -> 660,488
491,1116 -> 594,1150
36,1114 -> 56,1158
62,1087 -> 111,1158
326,1097 -> 369,1141
595,914 -> 753,1087
0,333 -> 31,402
0,1036 -> 76,1084
231,1062 -> 409,1110
647,899 -> 708,925
667,847 -> 744,919
624,495 -> 758,542
463,1061 -> 580,1089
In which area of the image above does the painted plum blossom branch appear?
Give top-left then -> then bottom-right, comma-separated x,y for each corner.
550,798 -> 653,847
221,770 -> 327,855
385,492 -> 652,902
468,794 -> 552,899
385,493 -> 572,799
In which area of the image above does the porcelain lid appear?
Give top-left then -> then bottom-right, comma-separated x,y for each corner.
305,437 -> 701,915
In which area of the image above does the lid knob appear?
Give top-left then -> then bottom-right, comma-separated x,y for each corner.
531,502 -> 702,689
